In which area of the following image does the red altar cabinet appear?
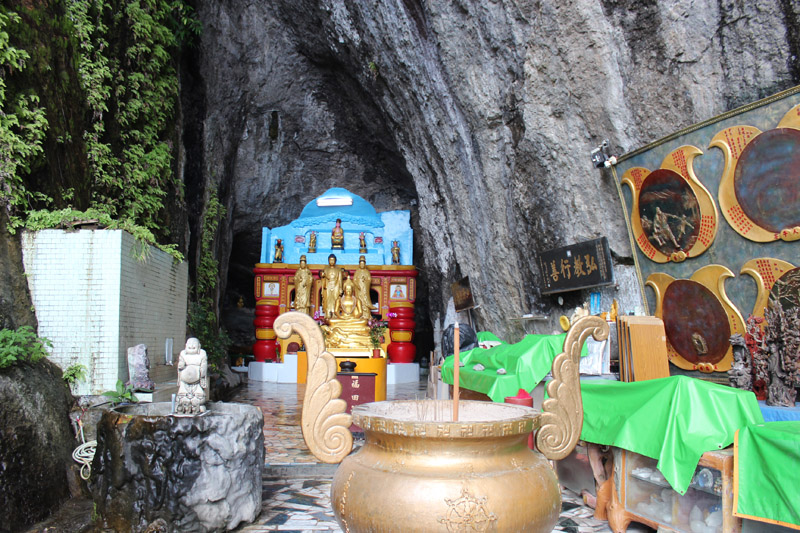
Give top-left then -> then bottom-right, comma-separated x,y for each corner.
336,372 -> 378,432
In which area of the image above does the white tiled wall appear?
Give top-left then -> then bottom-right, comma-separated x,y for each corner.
21,230 -> 188,394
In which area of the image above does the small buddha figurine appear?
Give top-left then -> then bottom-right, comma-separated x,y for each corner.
176,338 -> 208,414
331,219 -> 344,250
308,231 -> 317,253
359,232 -> 367,253
274,239 -> 284,263
391,240 -> 400,265
609,299 -> 619,322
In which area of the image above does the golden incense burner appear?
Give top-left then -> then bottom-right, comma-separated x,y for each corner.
274,312 -> 609,532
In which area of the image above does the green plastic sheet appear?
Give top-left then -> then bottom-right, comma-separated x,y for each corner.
735,421 -> 800,528
441,332 -> 587,402
579,376 -> 763,494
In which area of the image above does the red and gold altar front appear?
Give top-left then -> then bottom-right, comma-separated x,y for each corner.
252,261 -> 418,373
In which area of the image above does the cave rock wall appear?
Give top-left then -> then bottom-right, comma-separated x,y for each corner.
186,0 -> 799,342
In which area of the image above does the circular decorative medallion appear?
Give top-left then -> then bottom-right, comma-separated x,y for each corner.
662,280 -> 730,365
769,266 -> 800,313
638,169 -> 701,257
734,128 -> 800,233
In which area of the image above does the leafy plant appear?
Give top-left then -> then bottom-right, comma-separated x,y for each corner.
187,301 -> 230,372
0,326 -> 51,369
368,318 -> 388,349
62,363 -> 88,385
102,379 -> 138,405
64,0 -> 195,234
196,191 -> 224,296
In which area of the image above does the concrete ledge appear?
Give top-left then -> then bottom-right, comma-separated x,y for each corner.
249,361 -> 277,382
248,356 -> 299,383
277,353 -> 298,383
387,363 -> 419,384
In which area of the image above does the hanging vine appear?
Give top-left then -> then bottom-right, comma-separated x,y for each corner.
188,189 -> 230,370
0,10 -> 49,226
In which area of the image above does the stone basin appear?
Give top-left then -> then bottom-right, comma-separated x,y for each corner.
92,402 -> 264,532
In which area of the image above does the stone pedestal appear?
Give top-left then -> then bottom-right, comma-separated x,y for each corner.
93,402 -> 264,532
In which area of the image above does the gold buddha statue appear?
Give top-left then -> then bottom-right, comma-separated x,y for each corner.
322,277 -> 372,350
353,255 -> 372,319
331,218 -> 344,250
293,255 -> 313,315
320,254 -> 344,319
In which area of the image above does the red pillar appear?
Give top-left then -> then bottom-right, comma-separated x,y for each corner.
387,304 -> 416,363
253,303 -> 279,362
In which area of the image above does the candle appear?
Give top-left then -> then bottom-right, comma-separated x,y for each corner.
453,322 -> 460,421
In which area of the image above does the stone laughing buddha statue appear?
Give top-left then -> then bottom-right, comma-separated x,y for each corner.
176,337 -> 208,414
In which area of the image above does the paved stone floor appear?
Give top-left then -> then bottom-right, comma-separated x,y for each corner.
227,376 -> 632,533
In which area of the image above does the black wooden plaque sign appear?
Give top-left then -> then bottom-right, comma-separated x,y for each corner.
538,237 -> 614,294
451,276 -> 475,312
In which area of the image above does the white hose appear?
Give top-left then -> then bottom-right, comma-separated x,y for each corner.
72,423 -> 96,480
72,440 -> 97,481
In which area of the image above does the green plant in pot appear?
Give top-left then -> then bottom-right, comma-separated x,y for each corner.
368,319 -> 388,357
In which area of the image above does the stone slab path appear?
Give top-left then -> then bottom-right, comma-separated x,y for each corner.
227,378 -> 633,533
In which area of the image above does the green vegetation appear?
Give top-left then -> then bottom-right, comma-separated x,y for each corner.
101,379 -> 138,405
189,190 -> 231,371
0,326 -> 51,369
62,363 -> 88,385
0,11 -> 49,223
23,207 -> 183,261
1,2 -> 233,372
0,1 -> 199,248
188,301 -> 230,372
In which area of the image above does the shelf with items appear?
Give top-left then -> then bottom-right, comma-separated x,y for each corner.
602,447 -> 740,533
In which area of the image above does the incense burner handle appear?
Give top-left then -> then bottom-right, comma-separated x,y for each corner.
537,316 -> 610,461
274,311 -> 353,463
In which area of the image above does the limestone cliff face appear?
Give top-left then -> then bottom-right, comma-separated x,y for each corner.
185,0 -> 799,345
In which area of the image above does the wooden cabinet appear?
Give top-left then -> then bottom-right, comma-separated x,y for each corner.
604,448 -> 740,533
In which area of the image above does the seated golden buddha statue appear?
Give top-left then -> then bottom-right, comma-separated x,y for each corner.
331,218 -> 344,250
322,278 -> 372,350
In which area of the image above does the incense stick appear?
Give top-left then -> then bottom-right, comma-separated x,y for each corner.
453,322 -> 460,421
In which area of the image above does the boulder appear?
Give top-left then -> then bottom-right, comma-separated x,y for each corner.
0,358 -> 75,531
92,402 -> 264,532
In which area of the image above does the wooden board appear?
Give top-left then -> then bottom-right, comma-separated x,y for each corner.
617,316 -> 670,382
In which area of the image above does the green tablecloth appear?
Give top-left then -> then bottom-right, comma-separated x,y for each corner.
440,332 -> 587,402
579,376 -> 763,494
735,421 -> 800,528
